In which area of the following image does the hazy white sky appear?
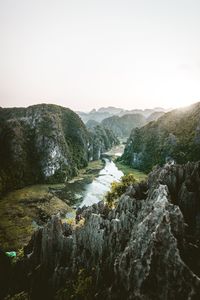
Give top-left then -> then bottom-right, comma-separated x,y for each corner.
0,0 -> 200,111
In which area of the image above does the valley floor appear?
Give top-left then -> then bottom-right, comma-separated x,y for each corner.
0,184 -> 69,251
0,160 -> 104,252
0,153 -> 147,253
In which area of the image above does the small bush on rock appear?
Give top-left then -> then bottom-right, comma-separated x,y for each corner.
106,174 -> 136,207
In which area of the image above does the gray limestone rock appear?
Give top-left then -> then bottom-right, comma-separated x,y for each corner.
11,162 -> 200,299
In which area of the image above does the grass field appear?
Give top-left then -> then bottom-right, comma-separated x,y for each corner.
0,184 -> 70,251
115,161 -> 147,182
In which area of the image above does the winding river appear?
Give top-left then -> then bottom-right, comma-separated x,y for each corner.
62,144 -> 125,213
80,158 -> 123,207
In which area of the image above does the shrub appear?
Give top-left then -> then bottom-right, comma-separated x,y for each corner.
105,174 -> 136,207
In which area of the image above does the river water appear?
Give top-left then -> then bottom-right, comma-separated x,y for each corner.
61,145 -> 125,213
80,158 -> 123,207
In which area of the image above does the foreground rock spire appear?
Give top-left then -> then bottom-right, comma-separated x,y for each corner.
2,161 -> 200,299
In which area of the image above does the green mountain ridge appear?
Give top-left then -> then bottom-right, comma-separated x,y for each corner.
0,104 -> 90,196
87,124 -> 119,160
77,106 -> 168,123
101,113 -> 146,137
0,104 -> 118,196
121,102 -> 200,172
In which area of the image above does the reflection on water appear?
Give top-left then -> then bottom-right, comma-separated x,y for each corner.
80,159 -> 123,207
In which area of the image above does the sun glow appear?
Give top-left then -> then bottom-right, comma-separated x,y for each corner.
0,0 -> 200,111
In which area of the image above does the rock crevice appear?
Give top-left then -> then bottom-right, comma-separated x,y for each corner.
5,161 -> 200,299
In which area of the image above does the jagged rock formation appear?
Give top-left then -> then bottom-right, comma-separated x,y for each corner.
101,114 -> 146,138
4,161 -> 200,299
121,102 -> 200,172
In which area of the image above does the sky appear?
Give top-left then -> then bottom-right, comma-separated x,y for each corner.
0,0 -> 200,112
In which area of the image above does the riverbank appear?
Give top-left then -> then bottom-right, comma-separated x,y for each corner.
0,160 -> 104,252
115,161 -> 147,181
52,160 -> 104,206
103,143 -> 125,157
0,146 -> 147,253
104,144 -> 147,182
80,159 -> 123,207
0,184 -> 71,251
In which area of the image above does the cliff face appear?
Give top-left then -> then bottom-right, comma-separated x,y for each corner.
87,124 -> 119,160
121,102 -> 200,172
6,161 -> 200,300
0,105 -> 119,196
101,113 -> 146,138
0,104 -> 90,195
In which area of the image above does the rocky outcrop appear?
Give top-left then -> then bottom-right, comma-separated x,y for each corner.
0,104 -> 90,196
5,161 -> 200,299
121,102 -> 200,172
148,161 -> 200,273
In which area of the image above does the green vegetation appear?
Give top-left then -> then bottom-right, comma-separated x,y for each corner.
105,174 -> 137,207
101,113 -> 146,137
0,104 -> 120,196
0,184 -> 70,251
60,159 -> 105,205
0,159 -> 104,251
68,159 -> 104,183
0,104 -> 89,196
115,161 -> 147,181
79,159 -> 104,176
121,102 -> 200,172
88,124 -> 119,160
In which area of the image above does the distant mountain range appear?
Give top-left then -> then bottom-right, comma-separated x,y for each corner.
78,106 -> 167,138
77,106 -> 168,123
101,114 -> 146,138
